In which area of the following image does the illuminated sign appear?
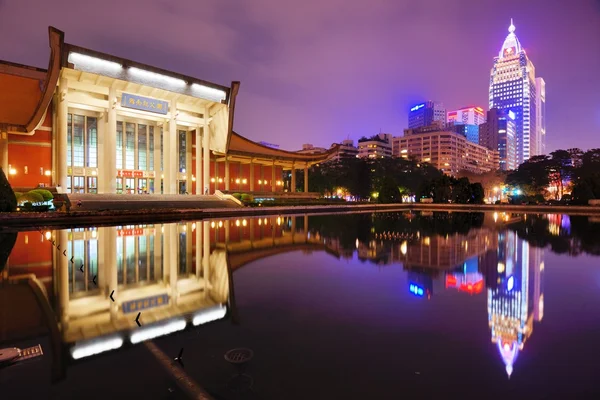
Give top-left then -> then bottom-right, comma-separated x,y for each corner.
410,103 -> 425,112
409,283 -> 425,296
508,110 -> 516,120
117,170 -> 144,178
117,228 -> 146,237
122,294 -> 169,314
121,93 -> 168,115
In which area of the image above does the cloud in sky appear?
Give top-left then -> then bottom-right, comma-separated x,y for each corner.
0,0 -> 599,152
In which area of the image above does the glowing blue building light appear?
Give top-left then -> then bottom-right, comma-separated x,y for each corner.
410,103 -> 425,112
409,283 -> 425,296
507,275 -> 514,291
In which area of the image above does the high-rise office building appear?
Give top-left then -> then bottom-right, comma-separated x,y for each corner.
447,106 -> 486,126
535,77 -> 546,155
479,108 -> 517,171
408,101 -> 446,129
447,106 -> 486,144
489,20 -> 544,164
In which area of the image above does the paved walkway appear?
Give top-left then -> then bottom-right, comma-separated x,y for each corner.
67,194 -> 240,211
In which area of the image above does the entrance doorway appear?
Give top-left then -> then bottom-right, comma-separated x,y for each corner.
87,177 -> 98,194
125,178 -> 135,194
138,179 -> 147,194
178,181 -> 187,194
72,176 -> 85,194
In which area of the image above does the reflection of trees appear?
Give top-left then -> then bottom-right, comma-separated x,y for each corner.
0,232 -> 18,273
510,215 -> 600,256
309,212 -> 485,252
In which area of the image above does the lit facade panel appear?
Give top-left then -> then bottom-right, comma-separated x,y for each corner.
408,101 -> 446,130
488,20 -> 544,165
393,129 -> 499,175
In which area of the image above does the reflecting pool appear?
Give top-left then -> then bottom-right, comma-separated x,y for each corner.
1,211 -> 600,398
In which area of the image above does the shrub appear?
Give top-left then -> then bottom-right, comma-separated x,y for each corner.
240,193 -> 254,202
231,193 -> 242,200
29,189 -> 53,202
18,192 -> 44,206
0,167 -> 17,212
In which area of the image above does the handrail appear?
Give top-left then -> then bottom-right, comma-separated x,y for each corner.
214,190 -> 243,207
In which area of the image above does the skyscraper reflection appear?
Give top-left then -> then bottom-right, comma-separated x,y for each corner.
487,230 -> 544,377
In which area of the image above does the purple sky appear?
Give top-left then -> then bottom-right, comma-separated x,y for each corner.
1,0 -> 599,152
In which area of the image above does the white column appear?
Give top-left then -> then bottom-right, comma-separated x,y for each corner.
202,110 -> 210,195
225,157 -> 230,191
195,127 -> 202,194
169,109 -> 178,195
163,119 -> 173,194
106,87 -> 118,193
105,227 -> 118,318
58,230 -> 70,328
195,222 -> 202,278
96,114 -> 106,193
169,224 -> 178,301
153,225 -> 162,280
291,164 -> 296,192
153,124 -> 161,194
57,77 -> 69,190
0,131 -> 8,176
202,221 -> 210,291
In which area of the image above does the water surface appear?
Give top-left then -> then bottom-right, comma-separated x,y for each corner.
1,211 -> 600,399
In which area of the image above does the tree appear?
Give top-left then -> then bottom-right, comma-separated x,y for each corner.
506,155 -> 550,197
0,167 -> 17,212
378,176 -> 400,203
469,183 -> 485,204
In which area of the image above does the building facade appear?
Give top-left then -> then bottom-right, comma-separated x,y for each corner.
0,27 -> 338,196
535,77 -> 546,155
479,108 -> 517,171
357,133 -> 392,159
336,139 -> 359,160
450,123 -> 480,145
408,101 -> 446,129
489,20 -> 544,165
393,126 -> 499,175
447,106 -> 486,126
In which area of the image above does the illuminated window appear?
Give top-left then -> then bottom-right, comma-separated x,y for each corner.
178,130 -> 187,173
125,123 -> 135,170
148,127 -> 154,170
138,124 -> 147,170
116,122 -> 123,170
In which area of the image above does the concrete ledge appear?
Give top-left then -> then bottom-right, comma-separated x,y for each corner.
2,203 -> 600,229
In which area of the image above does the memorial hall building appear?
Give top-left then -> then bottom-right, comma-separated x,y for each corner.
0,27 -> 338,196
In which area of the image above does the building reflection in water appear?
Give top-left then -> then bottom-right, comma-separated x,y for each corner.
3,212 -> 546,380
3,215 -> 312,379
486,230 -> 544,377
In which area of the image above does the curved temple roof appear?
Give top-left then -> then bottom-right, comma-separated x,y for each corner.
499,18 -> 523,59
224,131 -> 340,164
0,27 -> 63,133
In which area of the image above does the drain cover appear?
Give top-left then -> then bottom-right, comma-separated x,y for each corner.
224,348 -> 254,364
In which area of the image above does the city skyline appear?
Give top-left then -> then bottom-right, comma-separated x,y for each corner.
1,0 -> 598,153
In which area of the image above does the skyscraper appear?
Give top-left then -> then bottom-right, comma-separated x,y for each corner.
535,77 -> 546,155
479,108 -> 517,171
408,101 -> 446,129
489,19 -> 544,165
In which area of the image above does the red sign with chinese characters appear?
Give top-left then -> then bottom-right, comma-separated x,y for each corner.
117,170 -> 145,178
118,228 -> 145,237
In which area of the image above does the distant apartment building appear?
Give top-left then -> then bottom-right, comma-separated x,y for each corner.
478,108 -> 517,171
357,133 -> 393,159
392,125 -> 499,175
335,139 -> 359,160
297,143 -> 328,155
408,101 -> 446,129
